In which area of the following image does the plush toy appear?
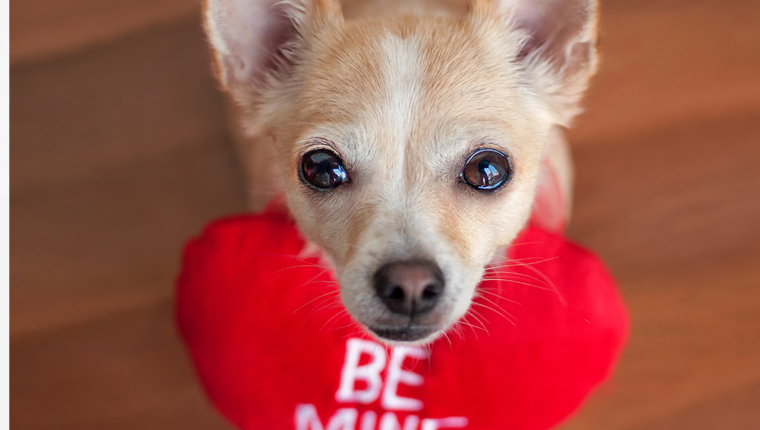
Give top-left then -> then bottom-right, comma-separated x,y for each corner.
176,207 -> 628,430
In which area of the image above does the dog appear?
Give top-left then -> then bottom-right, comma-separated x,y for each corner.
203,0 -> 598,344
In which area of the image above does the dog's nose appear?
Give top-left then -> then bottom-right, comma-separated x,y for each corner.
373,260 -> 444,317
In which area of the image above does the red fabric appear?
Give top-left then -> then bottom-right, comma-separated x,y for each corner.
176,211 -> 628,430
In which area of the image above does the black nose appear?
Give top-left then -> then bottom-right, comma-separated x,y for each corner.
373,260 -> 445,317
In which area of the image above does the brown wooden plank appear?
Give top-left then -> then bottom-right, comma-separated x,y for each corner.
569,0 -> 760,146
10,301 -> 232,430
567,112 -> 760,278
10,141 -> 246,337
560,251 -> 760,430
623,378 -> 760,430
10,18 -> 228,193
10,0 -> 198,66
10,18 -> 247,337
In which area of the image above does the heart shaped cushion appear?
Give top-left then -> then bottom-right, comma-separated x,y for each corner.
176,211 -> 628,430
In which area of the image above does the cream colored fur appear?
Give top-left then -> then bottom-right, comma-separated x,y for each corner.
204,0 -> 598,344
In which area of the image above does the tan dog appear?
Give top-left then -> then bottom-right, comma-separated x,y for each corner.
204,0 -> 598,344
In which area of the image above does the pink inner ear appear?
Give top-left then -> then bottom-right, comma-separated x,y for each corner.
531,156 -> 568,234
511,0 -> 592,61
255,13 -> 300,81
530,128 -> 573,234
207,0 -> 303,88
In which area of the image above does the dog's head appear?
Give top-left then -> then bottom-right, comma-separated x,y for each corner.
205,0 -> 598,344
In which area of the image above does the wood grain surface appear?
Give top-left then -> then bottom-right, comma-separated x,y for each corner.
10,0 -> 760,429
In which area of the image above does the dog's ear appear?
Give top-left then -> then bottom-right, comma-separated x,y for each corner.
204,0 -> 342,104
471,0 -> 599,125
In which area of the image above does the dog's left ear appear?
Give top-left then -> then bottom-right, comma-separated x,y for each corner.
471,0 -> 599,125
204,0 -> 343,105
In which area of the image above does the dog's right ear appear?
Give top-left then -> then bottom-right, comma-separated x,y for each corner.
204,0 -> 342,103
469,0 -> 599,125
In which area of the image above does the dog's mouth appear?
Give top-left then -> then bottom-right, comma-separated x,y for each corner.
366,325 -> 440,342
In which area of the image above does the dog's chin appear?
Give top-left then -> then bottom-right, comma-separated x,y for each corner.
365,324 -> 445,345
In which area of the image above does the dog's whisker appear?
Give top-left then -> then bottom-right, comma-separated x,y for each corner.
307,293 -> 342,313
301,299 -> 348,327
476,288 -> 521,305
486,256 -> 560,270
471,302 -> 516,326
453,319 -> 477,340
506,260 -> 566,306
268,263 -> 329,276
468,309 -> 490,333
307,300 -> 344,319
441,330 -> 453,349
489,270 -> 553,289
294,289 -> 340,314
318,310 -> 351,334
327,324 -> 354,332
297,300 -> 336,333
459,320 -> 487,337
301,294 -> 342,324
505,241 -> 545,247
280,268 -> 334,292
452,323 -> 466,341
481,277 -> 553,291
305,280 -> 340,286
326,319 -> 360,331
476,295 -> 515,319
486,255 -> 550,265
339,327 -> 367,341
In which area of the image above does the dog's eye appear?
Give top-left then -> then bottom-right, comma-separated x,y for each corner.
301,149 -> 349,190
461,148 -> 512,191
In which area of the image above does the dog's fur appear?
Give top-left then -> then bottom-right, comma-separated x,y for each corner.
204,0 -> 598,344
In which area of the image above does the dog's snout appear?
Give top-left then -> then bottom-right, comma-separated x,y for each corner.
373,260 -> 444,317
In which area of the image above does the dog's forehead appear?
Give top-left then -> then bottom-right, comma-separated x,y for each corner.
295,18 -> 525,164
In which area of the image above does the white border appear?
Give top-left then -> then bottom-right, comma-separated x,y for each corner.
2,0 -> 11,427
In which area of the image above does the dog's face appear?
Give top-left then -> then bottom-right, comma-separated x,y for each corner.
278,18 -> 550,343
205,0 -> 598,343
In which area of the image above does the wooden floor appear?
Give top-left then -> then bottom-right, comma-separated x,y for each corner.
10,0 -> 760,429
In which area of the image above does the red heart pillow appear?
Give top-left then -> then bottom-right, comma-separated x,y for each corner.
176,211 -> 628,430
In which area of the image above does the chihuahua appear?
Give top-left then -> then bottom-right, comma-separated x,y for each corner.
204,0 -> 598,344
